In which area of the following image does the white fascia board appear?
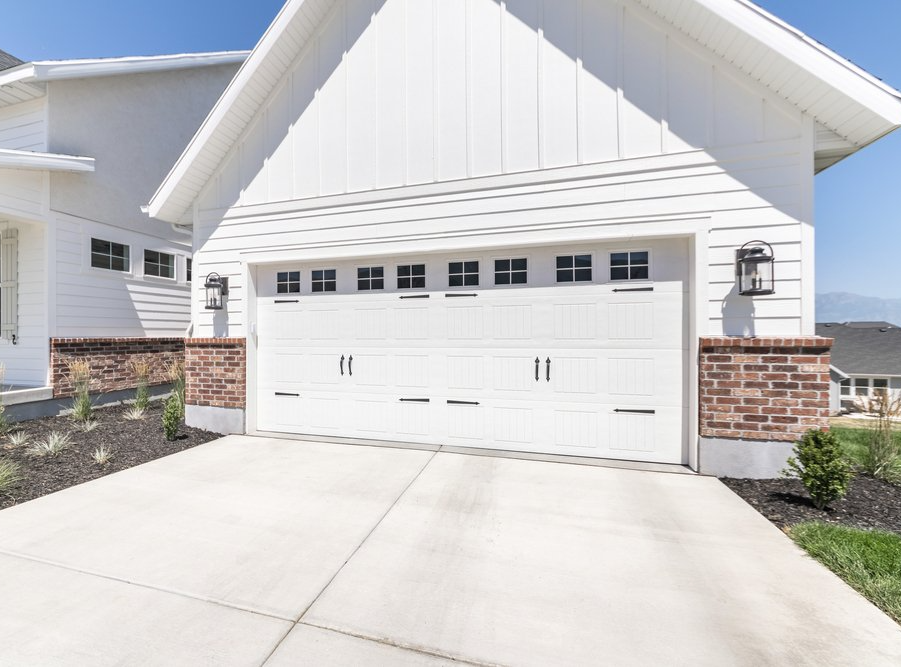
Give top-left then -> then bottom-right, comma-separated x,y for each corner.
829,365 -> 850,380
707,0 -> 901,125
0,149 -> 95,172
148,0 -> 308,224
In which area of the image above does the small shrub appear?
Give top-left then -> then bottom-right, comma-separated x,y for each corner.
77,419 -> 99,433
28,431 -> 73,457
91,445 -> 113,466
0,459 -> 21,493
7,430 -> 29,448
123,406 -> 146,421
166,360 -> 186,419
783,429 -> 853,510
129,358 -> 152,411
162,395 -> 181,441
67,359 -> 93,423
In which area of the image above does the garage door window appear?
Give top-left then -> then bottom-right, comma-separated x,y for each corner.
495,258 -> 527,285
610,251 -> 649,281
312,269 -> 337,293
277,271 -> 300,293
556,254 -> 592,282
398,264 -> 426,289
449,261 -> 479,287
357,266 -> 385,291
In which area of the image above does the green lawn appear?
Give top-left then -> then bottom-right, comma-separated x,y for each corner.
832,426 -> 901,481
790,522 -> 901,625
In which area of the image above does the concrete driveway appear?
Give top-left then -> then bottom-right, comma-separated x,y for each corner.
0,436 -> 899,666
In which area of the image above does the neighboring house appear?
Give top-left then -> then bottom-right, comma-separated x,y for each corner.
149,0 -> 901,477
0,50 -> 247,402
816,321 -> 901,414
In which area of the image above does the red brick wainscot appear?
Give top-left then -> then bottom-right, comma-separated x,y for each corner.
699,337 -> 833,442
50,338 -> 185,398
185,338 -> 246,409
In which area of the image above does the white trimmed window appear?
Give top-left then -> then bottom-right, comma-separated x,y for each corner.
144,250 -> 175,279
277,271 -> 300,294
91,238 -> 130,272
0,229 -> 18,343
610,251 -> 649,281
312,269 -> 337,293
357,266 -> 384,291
495,258 -> 528,285
186,258 -> 193,283
449,261 -> 479,287
556,254 -> 592,283
839,378 -> 851,396
397,264 -> 426,289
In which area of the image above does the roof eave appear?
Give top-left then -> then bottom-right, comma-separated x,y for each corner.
0,148 -> 95,173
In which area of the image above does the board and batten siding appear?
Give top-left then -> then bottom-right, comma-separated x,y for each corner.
53,213 -> 192,338
188,0 -> 813,340
0,97 -> 47,152
0,220 -> 47,386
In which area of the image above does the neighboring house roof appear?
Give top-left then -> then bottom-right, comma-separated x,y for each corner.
0,49 -> 22,72
147,0 -> 901,225
0,51 -> 249,108
0,148 -> 94,173
817,322 -> 901,376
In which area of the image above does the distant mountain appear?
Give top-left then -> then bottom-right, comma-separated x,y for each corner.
816,292 -> 901,325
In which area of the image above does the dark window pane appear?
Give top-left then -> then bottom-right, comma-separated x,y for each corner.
277,272 -> 288,283
574,268 -> 592,282
511,258 -> 527,271
511,271 -> 527,284
358,268 -> 369,279
464,274 -> 479,286
398,277 -> 411,289
312,282 -> 324,293
372,278 -> 384,290
111,257 -> 127,272
556,255 -> 573,269
557,269 -> 573,282
372,267 -> 384,278
495,259 -> 509,272
611,267 -> 629,281
91,238 -> 109,254
574,255 -> 592,268
358,280 -> 370,291
449,274 -> 463,287
495,272 -> 510,285
324,282 -> 336,292
312,270 -> 323,281
631,251 -> 649,264
464,261 -> 478,273
610,253 -> 629,266
874,379 -> 888,388
289,283 -> 299,293
411,276 -> 425,288
289,271 -> 299,282
398,265 -> 411,277
325,269 -> 336,280
413,264 -> 425,276
631,266 -> 649,280
277,283 -> 288,294
449,262 -> 463,274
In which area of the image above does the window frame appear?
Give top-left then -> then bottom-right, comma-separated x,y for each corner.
448,259 -> 480,288
608,249 -> 651,282
356,265 -> 385,292
90,237 -> 131,274
396,263 -> 427,290
186,257 -> 193,284
276,270 -> 301,295
311,268 -> 337,293
555,252 -> 594,284
143,249 -> 176,280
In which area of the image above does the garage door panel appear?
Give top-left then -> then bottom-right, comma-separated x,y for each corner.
396,401 -> 433,437
446,355 -> 486,391
492,355 -> 539,392
447,403 -> 486,442
446,305 -> 485,340
395,354 -> 430,388
490,304 -> 534,340
355,308 -> 390,340
394,306 -> 431,339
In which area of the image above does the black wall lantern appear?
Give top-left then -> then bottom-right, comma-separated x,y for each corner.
204,272 -> 229,310
736,241 -> 775,296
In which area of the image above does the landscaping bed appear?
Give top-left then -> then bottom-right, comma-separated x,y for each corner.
0,402 -> 220,511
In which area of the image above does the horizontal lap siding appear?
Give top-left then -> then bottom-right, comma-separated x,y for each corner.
192,141 -> 805,338
53,215 -> 192,338
0,98 -> 46,152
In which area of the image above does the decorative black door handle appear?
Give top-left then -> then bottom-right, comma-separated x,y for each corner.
348,355 -> 353,377
546,357 -> 551,382
535,357 -> 540,382
340,355 -> 345,376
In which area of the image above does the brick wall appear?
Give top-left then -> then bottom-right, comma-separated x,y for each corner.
51,338 -> 185,398
699,336 -> 833,442
185,338 -> 246,409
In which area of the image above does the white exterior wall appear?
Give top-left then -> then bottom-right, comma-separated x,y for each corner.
186,0 -> 813,341
0,97 -> 47,152
0,219 -> 46,386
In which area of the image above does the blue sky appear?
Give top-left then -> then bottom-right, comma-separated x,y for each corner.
2,1 -> 899,299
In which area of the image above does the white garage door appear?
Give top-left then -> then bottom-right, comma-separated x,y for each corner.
255,241 -> 688,464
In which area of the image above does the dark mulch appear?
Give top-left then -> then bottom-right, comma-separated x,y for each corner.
0,402 -> 219,510
722,474 -> 901,535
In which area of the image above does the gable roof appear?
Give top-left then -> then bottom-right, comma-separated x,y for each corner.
817,322 -> 901,376
0,51 -> 249,109
148,0 -> 901,224
0,49 -> 22,72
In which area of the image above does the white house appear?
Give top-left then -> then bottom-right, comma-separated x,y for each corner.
149,0 -> 901,476
0,50 -> 246,405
